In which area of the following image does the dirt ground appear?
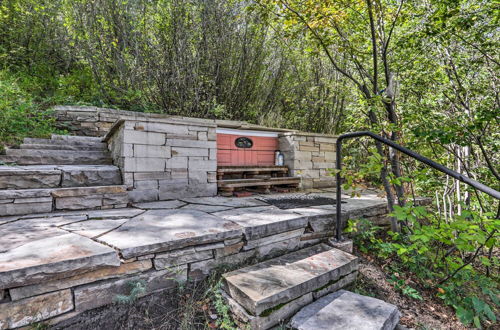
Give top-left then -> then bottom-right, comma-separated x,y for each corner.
354,254 -> 467,330
50,282 -> 214,330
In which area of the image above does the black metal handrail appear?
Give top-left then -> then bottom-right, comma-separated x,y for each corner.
335,131 -> 500,240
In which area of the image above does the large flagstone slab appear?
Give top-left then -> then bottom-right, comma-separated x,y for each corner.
0,216 -> 19,226
179,203 -> 234,213
291,290 -> 399,330
131,200 -> 186,209
97,209 -> 243,259
86,208 -> 145,219
181,196 -> 269,208
0,216 -> 89,253
223,244 -> 358,316
0,220 -> 69,252
16,207 -> 144,220
213,206 -> 308,240
61,219 -> 128,238
288,207 -> 341,232
315,194 -> 387,216
0,233 -> 120,289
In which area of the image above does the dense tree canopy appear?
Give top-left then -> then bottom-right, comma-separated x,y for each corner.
0,0 -> 498,327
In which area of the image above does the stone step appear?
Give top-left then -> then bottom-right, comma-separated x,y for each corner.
0,185 -> 129,216
23,137 -> 105,147
222,244 -> 358,322
19,143 -> 107,151
290,290 -> 400,330
51,134 -> 103,144
0,150 -> 112,165
0,165 -> 121,189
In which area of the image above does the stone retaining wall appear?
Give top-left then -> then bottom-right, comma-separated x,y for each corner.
54,105 -> 177,137
279,132 -> 337,189
106,119 -> 217,202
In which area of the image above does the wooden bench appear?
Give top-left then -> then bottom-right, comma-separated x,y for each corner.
217,166 -> 288,180
217,177 -> 300,196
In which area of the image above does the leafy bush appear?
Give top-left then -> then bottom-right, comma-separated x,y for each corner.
346,203 -> 499,328
0,71 -> 60,151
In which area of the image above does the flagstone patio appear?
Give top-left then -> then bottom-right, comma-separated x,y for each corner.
0,189 -> 388,328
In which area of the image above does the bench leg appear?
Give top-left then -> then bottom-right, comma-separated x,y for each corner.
218,187 -> 234,197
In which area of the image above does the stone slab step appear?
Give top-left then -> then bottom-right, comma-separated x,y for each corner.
0,185 -> 128,216
0,150 -> 112,165
0,226 -> 121,290
290,290 -> 400,330
19,143 -> 107,151
0,165 -> 121,189
51,134 -> 103,144
23,137 -> 106,147
222,244 -> 358,317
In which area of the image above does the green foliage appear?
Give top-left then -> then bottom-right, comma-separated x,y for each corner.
113,280 -> 147,304
388,275 -> 423,300
347,202 -> 499,328
30,323 -> 49,330
0,71 -> 61,150
210,280 -> 237,330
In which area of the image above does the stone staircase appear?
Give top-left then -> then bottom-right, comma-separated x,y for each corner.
221,243 -> 400,330
0,135 -> 128,216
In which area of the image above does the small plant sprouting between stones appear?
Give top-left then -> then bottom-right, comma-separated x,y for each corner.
164,265 -> 187,290
31,322 -> 49,330
114,280 -> 147,304
211,280 -> 237,330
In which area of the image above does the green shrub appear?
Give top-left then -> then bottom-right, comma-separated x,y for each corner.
346,204 -> 499,328
0,71 -> 60,151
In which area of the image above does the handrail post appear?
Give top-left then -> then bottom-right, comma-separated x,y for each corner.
335,137 -> 343,241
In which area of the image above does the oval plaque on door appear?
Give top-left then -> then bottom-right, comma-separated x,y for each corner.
235,137 -> 253,148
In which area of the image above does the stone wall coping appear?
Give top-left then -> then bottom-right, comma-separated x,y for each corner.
54,105 -> 338,139
55,105 -> 216,126
214,119 -> 295,133
279,131 -> 339,138
102,117 -> 218,142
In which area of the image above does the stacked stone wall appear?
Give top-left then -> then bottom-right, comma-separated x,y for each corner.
106,119 -> 217,202
54,105 -> 218,137
279,132 -> 337,189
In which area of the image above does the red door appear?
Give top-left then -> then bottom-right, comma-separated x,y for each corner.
217,131 -> 278,166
